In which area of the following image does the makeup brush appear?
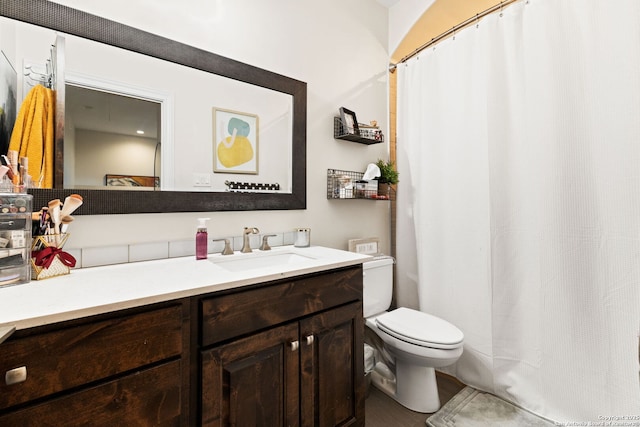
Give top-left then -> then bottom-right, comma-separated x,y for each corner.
7,151 -> 19,186
60,194 -> 83,219
1,156 -> 15,181
47,199 -> 62,244
60,215 -> 74,234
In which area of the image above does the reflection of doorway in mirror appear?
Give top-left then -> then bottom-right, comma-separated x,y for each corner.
213,108 -> 259,175
63,72 -> 173,190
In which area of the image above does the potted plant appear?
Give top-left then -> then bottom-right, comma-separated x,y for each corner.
375,159 -> 398,198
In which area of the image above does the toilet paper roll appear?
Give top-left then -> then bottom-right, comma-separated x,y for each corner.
364,343 -> 375,373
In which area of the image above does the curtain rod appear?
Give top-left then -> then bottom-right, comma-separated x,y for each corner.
389,0 -> 520,71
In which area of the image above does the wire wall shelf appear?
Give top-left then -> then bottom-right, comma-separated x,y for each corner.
327,169 -> 388,200
333,117 -> 384,145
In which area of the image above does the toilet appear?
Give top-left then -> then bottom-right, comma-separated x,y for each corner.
363,256 -> 464,413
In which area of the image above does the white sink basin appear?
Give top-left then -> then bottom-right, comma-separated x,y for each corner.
209,251 -> 317,272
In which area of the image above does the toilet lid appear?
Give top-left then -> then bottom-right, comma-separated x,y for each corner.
375,307 -> 464,350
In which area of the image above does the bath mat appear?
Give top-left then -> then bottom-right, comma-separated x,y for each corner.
426,387 -> 555,427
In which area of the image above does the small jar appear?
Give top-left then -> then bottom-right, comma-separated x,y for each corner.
294,228 -> 310,247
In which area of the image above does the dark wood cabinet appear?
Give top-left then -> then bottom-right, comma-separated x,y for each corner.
0,360 -> 183,427
300,302 -> 364,427
0,265 -> 364,426
200,267 -> 364,427
201,323 -> 301,426
201,303 -> 363,427
0,303 -> 188,426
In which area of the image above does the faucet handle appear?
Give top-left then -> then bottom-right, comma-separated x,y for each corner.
212,238 -> 234,255
260,234 -> 277,251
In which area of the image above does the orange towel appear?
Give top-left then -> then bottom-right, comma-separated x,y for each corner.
8,84 -> 55,188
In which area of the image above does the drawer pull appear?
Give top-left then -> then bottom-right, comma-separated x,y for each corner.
306,334 -> 314,346
5,366 -> 27,385
290,340 -> 299,351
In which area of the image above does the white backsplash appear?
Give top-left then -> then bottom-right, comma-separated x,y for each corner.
67,230 -> 297,269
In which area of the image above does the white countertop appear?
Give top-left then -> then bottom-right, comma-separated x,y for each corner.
0,245 -> 371,331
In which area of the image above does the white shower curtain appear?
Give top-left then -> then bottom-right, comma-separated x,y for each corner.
396,0 -> 640,422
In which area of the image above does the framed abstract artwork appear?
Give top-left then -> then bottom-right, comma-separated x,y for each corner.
213,108 -> 259,174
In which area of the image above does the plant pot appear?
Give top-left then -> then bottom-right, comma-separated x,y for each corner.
378,183 -> 392,198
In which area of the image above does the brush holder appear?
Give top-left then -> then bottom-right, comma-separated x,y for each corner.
31,233 -> 76,280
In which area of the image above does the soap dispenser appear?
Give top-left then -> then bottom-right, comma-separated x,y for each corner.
196,218 -> 210,260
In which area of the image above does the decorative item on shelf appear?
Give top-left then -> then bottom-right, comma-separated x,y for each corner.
339,107 -> 359,136
358,121 -> 383,142
375,159 -> 399,199
327,169 -> 355,199
334,113 -> 384,145
31,233 -> 75,280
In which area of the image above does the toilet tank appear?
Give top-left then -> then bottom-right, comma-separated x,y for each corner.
362,256 -> 394,318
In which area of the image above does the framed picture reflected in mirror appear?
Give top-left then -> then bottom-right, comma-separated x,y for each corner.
105,174 -> 159,188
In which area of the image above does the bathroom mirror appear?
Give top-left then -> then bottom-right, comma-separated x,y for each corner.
0,0 -> 307,214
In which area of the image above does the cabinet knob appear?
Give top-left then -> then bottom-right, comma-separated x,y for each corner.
290,340 -> 299,351
5,366 -> 27,386
306,334 -> 314,346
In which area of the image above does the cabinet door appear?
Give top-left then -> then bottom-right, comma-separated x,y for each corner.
300,302 -> 364,427
201,323 -> 300,427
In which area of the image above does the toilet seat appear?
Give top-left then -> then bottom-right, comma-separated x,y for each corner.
375,307 -> 464,350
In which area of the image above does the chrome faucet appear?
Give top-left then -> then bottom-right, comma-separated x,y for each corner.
241,227 -> 259,253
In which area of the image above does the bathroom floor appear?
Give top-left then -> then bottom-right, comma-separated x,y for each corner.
365,372 -> 465,427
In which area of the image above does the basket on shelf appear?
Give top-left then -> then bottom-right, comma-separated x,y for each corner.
327,169 -> 382,199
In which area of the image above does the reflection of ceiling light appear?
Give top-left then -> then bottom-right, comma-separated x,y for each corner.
136,130 -> 144,134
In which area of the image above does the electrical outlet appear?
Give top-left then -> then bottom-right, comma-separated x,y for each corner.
356,242 -> 378,254
348,238 -> 380,254
193,173 -> 211,187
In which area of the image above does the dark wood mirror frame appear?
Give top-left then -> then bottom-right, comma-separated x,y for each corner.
1,0 -> 306,214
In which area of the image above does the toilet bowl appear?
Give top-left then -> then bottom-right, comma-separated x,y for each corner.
363,257 -> 464,413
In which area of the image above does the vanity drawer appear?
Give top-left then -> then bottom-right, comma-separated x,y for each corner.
201,266 -> 362,347
0,360 -> 183,426
0,304 -> 183,410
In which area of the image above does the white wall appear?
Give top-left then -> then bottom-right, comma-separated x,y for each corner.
47,0 -> 392,252
74,129 -> 158,188
387,0 -> 434,54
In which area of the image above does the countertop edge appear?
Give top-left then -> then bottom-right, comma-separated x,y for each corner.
0,247 -> 372,331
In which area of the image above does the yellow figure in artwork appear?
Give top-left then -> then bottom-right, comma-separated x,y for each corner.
217,117 -> 254,168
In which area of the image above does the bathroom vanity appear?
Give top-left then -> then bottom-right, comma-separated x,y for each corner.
0,246 -> 369,426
